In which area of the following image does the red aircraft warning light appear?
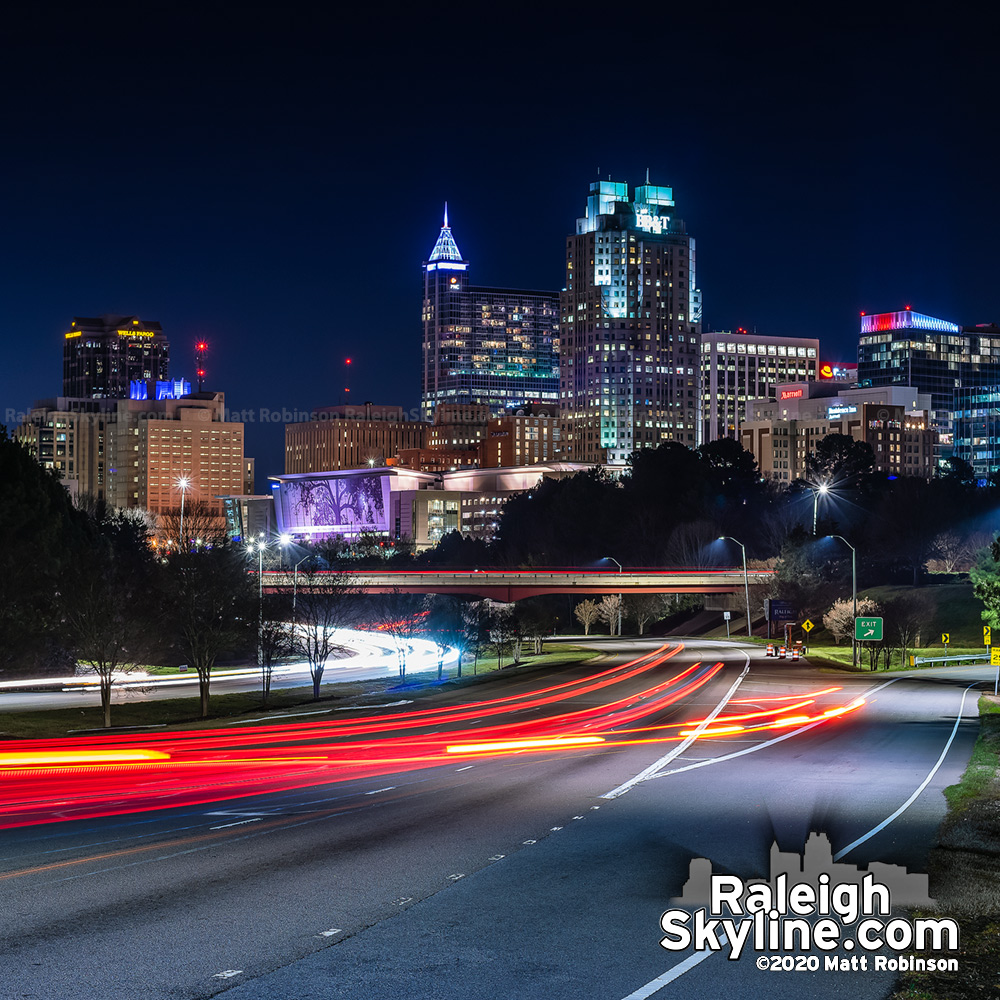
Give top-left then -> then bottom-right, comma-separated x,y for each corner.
195,341 -> 208,391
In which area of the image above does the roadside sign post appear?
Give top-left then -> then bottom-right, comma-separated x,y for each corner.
723,610 -> 731,639
991,646 -> 1000,696
802,619 -> 814,653
942,633 -> 950,650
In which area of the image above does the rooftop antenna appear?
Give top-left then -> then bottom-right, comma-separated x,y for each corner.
646,166 -> 650,184
344,357 -> 352,406
195,340 -> 208,391
443,201 -> 448,228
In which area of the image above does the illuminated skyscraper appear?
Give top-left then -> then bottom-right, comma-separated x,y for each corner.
858,308 -> 1000,439
700,330 -> 819,442
421,208 -> 559,421
62,314 -> 170,398
560,179 -> 702,464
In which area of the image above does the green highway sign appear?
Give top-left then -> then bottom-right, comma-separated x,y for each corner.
855,617 -> 883,641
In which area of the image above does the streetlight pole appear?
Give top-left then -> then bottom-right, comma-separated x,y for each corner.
604,556 -> 623,637
812,482 -> 830,536
292,554 -> 309,620
719,536 -> 752,638
177,476 -> 190,551
829,534 -> 857,667
247,535 -> 265,668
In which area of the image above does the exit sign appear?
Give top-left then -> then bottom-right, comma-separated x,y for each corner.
855,617 -> 883,641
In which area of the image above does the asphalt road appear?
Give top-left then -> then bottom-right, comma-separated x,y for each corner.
0,640 -> 981,999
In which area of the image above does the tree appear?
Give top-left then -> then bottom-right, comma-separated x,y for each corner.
0,428 -> 93,678
422,595 -> 471,680
822,596 -> 880,646
599,594 -> 623,636
574,599 -> 600,636
882,594 -> 933,670
294,567 -> 358,697
487,603 -> 516,669
369,589 -> 427,680
157,499 -> 229,551
627,595 -> 661,636
805,433 -> 874,486
928,529 -> 991,574
162,547 -> 255,717
258,593 -> 296,707
464,600 -> 492,675
517,602 -> 553,655
63,509 -> 161,727
665,520 -> 723,568
971,538 -> 1000,631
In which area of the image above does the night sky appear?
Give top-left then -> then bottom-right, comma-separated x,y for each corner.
2,8 -> 996,481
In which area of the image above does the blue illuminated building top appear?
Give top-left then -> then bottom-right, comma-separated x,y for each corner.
426,204 -> 467,269
129,378 -> 192,401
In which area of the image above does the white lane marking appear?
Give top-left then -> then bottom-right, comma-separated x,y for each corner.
643,675 -> 907,782
318,928 -> 342,937
834,683 -> 978,861
213,970 -> 243,979
572,815 -> 584,820
619,932 -> 729,999
646,720 -> 828,779
489,854 -> 505,861
447,873 -> 465,880
455,765 -> 475,772
522,839 -> 536,845
601,657 -> 750,799
228,709 -> 332,725
364,786 -> 396,795
550,826 -> 563,831
394,897 -> 413,906
210,818 -> 263,830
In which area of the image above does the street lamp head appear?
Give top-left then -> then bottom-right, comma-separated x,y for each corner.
818,483 -> 830,495
177,476 -> 190,490
279,532 -> 292,547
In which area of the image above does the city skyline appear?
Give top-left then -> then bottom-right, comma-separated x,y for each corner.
1,9 -> 996,479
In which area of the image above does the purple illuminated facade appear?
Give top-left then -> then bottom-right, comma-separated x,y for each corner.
273,470 -> 393,537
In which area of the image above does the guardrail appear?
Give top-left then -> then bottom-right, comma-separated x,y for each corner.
911,653 -> 988,667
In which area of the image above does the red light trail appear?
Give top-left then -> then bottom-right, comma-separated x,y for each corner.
0,648 -> 864,829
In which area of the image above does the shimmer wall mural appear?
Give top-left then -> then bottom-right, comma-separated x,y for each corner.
275,474 -> 391,535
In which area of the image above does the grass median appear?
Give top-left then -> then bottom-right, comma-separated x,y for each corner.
890,696 -> 1000,1000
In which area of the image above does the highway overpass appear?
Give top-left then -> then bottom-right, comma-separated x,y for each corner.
261,568 -> 771,602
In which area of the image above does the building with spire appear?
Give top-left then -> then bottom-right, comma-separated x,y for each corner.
421,207 -> 559,423
560,177 -> 702,464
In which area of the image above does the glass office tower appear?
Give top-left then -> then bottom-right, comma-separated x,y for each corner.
559,178 -> 702,464
421,208 -> 559,422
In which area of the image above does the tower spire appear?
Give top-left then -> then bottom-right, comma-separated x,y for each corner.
427,204 -> 464,262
